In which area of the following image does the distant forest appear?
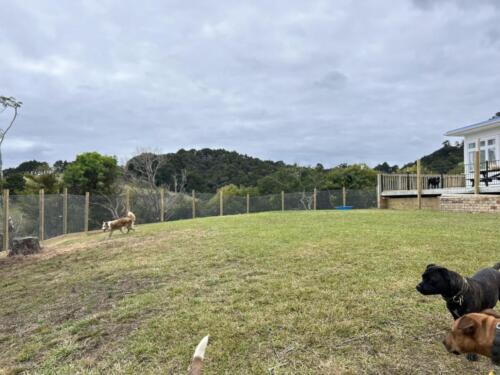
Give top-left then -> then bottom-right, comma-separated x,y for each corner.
1,141 -> 464,195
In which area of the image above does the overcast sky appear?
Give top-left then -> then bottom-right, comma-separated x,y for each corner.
1,0 -> 499,168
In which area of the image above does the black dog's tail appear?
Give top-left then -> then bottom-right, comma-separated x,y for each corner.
493,263 -> 500,270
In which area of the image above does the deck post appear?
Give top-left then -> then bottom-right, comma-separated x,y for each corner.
246,193 -> 250,214
281,191 -> 285,211
417,159 -> 422,209
377,174 -> 381,208
474,146 -> 480,195
342,186 -> 347,207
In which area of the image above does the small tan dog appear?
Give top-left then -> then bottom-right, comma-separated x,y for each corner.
102,211 -> 136,237
188,335 -> 209,375
443,308 -> 500,363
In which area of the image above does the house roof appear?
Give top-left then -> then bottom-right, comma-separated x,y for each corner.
446,116 -> 500,137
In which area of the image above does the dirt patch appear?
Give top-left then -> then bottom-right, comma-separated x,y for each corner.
0,227 -> 208,269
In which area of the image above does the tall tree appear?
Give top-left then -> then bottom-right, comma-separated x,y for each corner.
0,96 -> 22,179
63,152 -> 121,195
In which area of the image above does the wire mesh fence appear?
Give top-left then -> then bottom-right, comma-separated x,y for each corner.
0,188 -> 377,247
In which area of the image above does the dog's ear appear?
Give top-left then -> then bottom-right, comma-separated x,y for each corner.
426,264 -> 436,270
457,316 -> 477,336
481,309 -> 500,318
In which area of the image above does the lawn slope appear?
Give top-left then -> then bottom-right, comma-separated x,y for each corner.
1,210 -> 499,374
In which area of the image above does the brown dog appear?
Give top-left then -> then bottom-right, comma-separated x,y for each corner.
102,211 -> 136,237
443,309 -> 500,362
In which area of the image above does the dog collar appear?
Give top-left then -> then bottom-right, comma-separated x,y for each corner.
443,278 -> 469,306
491,322 -> 500,365
443,293 -> 464,306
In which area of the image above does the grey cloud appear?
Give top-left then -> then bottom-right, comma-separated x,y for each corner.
314,71 -> 348,91
0,0 -> 499,169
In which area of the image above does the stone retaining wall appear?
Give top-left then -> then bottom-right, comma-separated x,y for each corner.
440,194 -> 500,213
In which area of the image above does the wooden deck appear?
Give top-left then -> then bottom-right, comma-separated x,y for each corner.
380,172 -> 500,197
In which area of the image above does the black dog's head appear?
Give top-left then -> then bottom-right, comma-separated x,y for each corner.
416,264 -> 451,295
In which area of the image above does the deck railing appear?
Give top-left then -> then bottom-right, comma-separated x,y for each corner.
465,160 -> 500,187
380,173 -> 466,192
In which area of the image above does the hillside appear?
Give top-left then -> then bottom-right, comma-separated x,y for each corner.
402,141 -> 464,173
0,211 -> 496,374
153,148 -> 286,192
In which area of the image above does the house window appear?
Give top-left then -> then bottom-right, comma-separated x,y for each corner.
467,138 -> 497,171
485,138 -> 496,162
489,148 -> 496,162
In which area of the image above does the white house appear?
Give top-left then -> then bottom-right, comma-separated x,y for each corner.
446,114 -> 500,172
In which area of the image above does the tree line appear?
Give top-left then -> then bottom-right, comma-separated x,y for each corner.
0,142 -> 464,197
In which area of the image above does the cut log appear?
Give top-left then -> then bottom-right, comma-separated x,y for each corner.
8,237 -> 42,256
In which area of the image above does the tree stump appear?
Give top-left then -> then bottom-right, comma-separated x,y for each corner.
8,237 -> 42,256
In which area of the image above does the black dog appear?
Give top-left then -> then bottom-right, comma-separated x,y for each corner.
427,177 -> 441,189
417,263 -> 500,319
417,263 -> 500,361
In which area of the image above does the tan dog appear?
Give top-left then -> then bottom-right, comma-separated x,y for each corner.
102,211 -> 136,237
443,309 -> 500,361
188,335 -> 209,375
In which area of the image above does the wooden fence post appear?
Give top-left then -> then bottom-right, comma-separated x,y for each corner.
377,174 -> 382,209
246,193 -> 250,214
3,189 -> 9,251
281,191 -> 285,211
84,192 -> 89,233
39,189 -> 45,241
160,188 -> 165,222
219,190 -> 223,216
63,187 -> 68,235
474,145 -> 480,195
192,190 -> 196,219
313,188 -> 317,210
417,159 -> 422,209
342,186 -> 347,207
125,188 -> 130,212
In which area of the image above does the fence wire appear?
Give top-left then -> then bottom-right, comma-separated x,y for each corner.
196,193 -> 219,218
0,188 -> 377,247
250,193 -> 281,213
9,194 -> 39,238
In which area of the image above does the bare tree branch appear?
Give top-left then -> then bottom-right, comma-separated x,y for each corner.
0,96 -> 22,179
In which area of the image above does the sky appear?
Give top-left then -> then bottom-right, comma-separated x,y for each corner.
1,0 -> 499,169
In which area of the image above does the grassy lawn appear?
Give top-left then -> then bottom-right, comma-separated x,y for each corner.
1,210 -> 500,374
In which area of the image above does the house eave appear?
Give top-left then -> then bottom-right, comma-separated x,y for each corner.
445,119 -> 500,137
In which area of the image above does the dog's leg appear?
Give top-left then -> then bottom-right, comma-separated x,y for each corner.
109,229 -> 113,238
466,353 -> 478,361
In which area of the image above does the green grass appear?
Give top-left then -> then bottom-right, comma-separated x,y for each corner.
1,210 -> 500,374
